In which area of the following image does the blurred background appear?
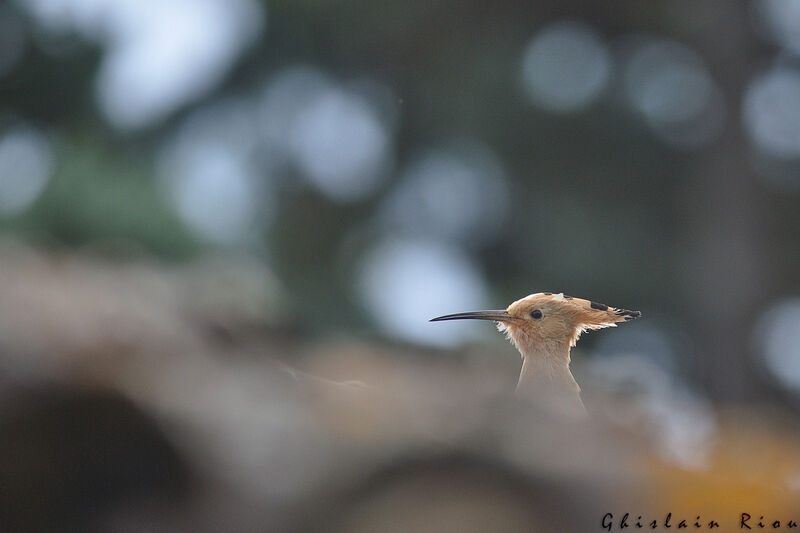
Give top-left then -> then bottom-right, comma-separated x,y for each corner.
2,0 -> 800,531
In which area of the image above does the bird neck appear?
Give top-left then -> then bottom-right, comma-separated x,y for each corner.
515,339 -> 585,414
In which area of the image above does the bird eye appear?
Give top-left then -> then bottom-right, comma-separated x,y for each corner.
530,309 -> 543,319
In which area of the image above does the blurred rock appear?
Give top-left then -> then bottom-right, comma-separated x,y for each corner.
0,383 -> 189,533
1,243 -> 800,532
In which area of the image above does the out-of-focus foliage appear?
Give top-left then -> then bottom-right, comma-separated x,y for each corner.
6,138 -> 200,257
3,0 -> 800,401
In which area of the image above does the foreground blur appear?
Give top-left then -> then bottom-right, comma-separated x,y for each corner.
1,242 -> 800,532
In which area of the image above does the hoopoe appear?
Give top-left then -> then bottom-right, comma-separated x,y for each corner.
431,292 -> 640,415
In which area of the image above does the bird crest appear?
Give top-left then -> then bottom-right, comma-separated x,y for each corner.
505,292 -> 640,346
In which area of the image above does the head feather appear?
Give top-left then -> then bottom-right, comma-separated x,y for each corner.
505,292 -> 641,347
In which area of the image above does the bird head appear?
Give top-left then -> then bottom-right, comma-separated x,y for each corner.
430,292 -> 641,352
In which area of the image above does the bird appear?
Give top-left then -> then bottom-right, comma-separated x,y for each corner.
430,292 -> 640,415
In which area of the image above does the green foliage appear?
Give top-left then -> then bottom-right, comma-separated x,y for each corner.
1,139 -> 199,259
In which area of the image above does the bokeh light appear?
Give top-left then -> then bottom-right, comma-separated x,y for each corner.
159,142 -> 258,244
158,99 -> 270,244
20,0 -> 264,129
0,126 -> 53,216
379,141 -> 508,247
624,38 -> 725,150
288,87 -> 390,202
260,67 -> 392,203
744,67 -> 800,159
260,66 -> 332,155
355,238 -> 490,347
753,297 -> 800,395
753,0 -> 800,55
521,20 -> 611,113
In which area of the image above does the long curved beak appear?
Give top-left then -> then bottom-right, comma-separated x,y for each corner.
429,310 -> 515,323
